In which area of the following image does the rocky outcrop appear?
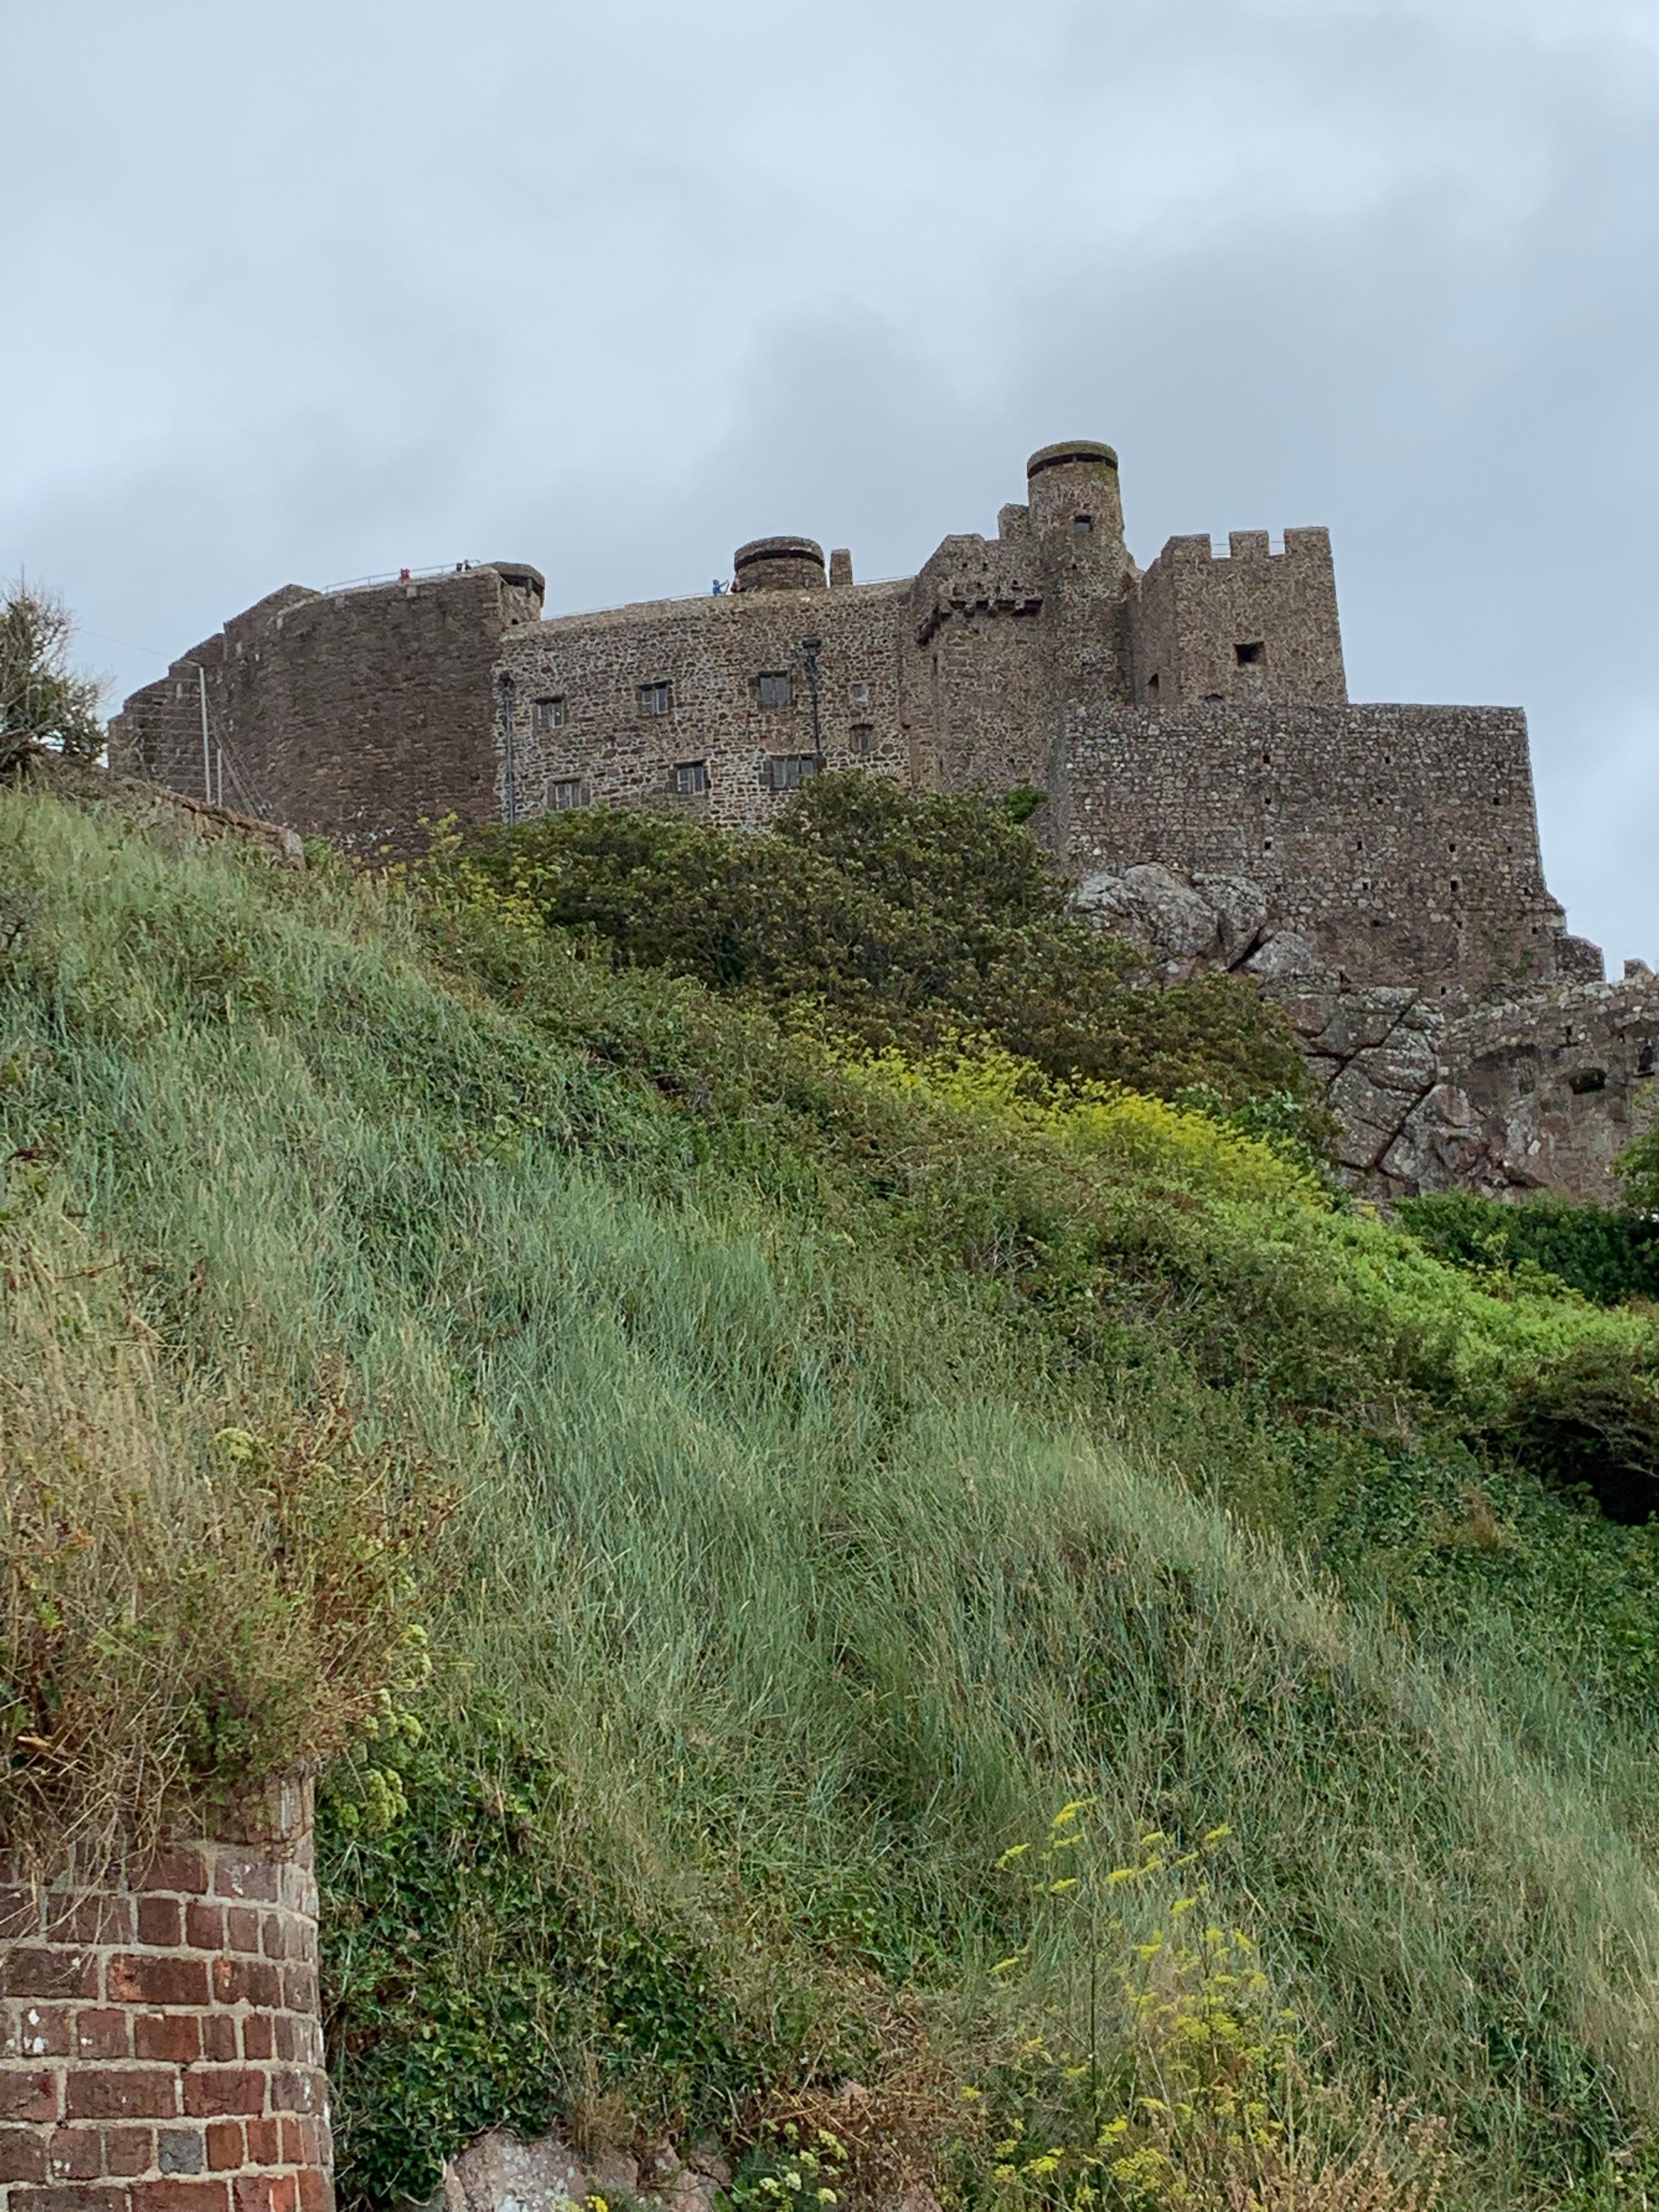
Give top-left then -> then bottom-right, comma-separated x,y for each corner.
1438,968 -> 1659,1203
430,2129 -> 945,2212
1072,864 -> 1267,980
436,2131 -> 732,2212
1069,868 -> 1659,1204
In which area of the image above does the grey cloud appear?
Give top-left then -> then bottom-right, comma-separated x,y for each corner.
3,0 -> 1653,960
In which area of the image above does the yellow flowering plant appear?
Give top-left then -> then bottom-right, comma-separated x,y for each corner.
980,1807 -> 1298,2212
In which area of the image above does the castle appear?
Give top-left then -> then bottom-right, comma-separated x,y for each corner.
110,438 -> 1598,1006
108,439 -> 1658,1203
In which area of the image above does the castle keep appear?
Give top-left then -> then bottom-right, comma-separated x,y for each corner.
111,439 -> 1593,1009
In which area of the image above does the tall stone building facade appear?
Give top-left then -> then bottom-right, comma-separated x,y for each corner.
110,437 -> 1596,1009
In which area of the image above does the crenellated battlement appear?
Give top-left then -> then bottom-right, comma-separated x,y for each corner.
1128,522 -> 1345,708
912,535 -> 1043,643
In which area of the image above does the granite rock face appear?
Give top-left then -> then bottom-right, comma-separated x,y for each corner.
439,2133 -> 729,2212
1069,867 -> 1659,1204
1073,863 -> 1224,978
433,2131 -> 936,2212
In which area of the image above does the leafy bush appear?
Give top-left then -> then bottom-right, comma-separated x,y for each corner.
441,775 -> 1310,1108
1398,1190 -> 1659,1307
1618,1118 -> 1659,1222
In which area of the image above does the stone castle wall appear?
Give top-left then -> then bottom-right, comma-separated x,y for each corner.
108,436 -> 1582,1024
109,567 -> 544,857
1127,529 -> 1346,708
0,1785 -> 330,2212
498,577 -> 911,831
1058,699 -> 1567,1002
905,531 -> 1051,797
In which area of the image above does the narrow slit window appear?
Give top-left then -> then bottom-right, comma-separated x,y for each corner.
1146,672 -> 1160,698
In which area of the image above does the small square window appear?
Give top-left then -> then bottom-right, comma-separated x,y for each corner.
757,672 -> 791,710
550,777 -> 584,811
768,754 -> 819,792
1073,515 -> 1093,534
851,724 -> 874,756
673,760 -> 708,796
639,680 -> 673,716
533,695 -> 566,733
1234,640 -> 1266,666
848,681 -> 870,708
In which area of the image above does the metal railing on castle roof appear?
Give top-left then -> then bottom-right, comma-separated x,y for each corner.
318,564 -> 916,608
319,560 -> 486,594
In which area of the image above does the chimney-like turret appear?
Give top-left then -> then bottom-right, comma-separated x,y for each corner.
733,536 -> 827,592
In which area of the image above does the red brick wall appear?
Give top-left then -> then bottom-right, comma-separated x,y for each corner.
0,1791 -> 330,2212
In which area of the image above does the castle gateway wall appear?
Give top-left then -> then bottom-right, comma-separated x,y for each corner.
1058,700 -> 1566,1000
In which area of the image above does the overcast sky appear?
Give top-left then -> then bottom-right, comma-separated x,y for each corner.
4,0 -> 1655,963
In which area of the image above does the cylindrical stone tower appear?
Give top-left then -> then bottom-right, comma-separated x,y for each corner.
0,1781 -> 331,2212
732,538 -> 826,592
1024,442 -> 1127,564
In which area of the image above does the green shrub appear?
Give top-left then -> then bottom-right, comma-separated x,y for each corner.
1399,1190 -> 1659,1307
441,776 -> 1310,1107
1618,1117 -> 1659,1221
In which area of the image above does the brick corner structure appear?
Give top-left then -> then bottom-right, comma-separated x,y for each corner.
0,1777 -> 331,2212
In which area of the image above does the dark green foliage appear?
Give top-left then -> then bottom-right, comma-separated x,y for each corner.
0,580 -> 103,772
445,775 -> 1310,1107
320,1734 -> 766,2210
1483,1339 -> 1659,1525
1400,1190 -> 1659,1307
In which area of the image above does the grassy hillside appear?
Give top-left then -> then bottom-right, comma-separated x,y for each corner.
5,774 -> 1659,2212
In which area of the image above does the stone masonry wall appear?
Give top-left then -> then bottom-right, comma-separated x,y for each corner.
109,566 -> 543,858
0,1785 -> 330,2212
1128,530 -> 1346,708
1059,699 -> 1564,1002
497,580 -> 911,831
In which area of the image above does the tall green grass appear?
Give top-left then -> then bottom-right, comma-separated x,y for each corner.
4,783 -> 1659,2210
